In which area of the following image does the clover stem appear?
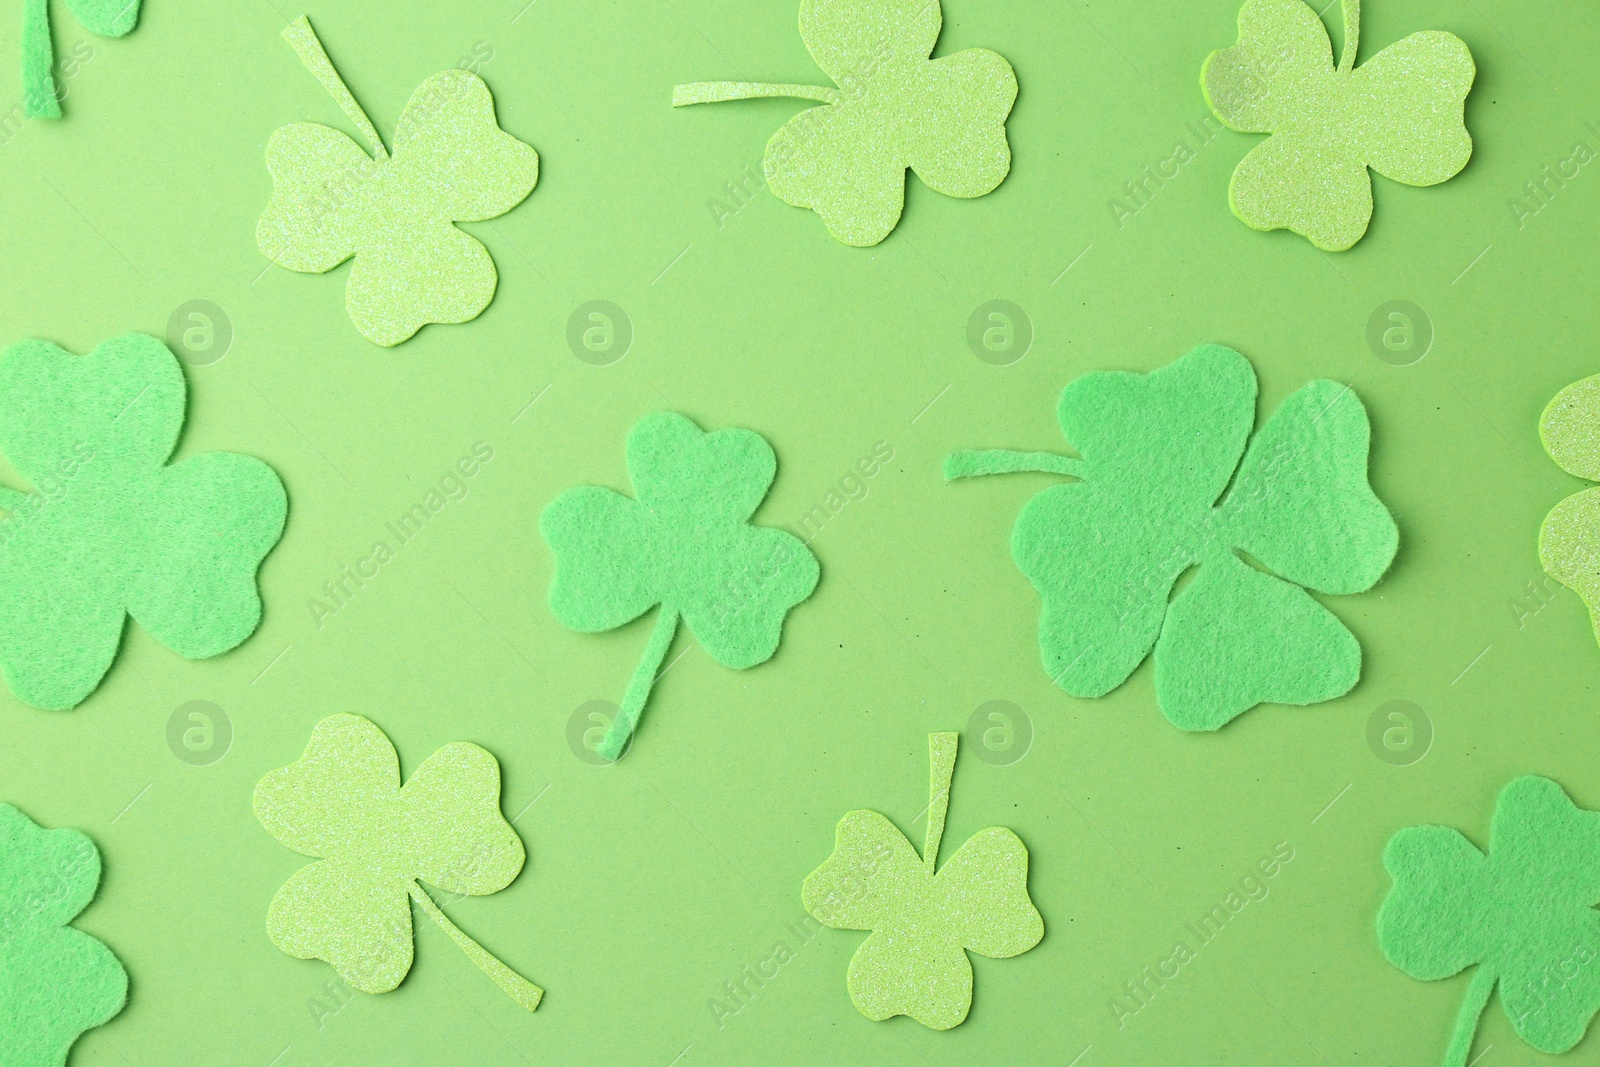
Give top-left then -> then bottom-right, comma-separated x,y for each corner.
943,450 -> 1085,481
598,605 -> 680,762
1338,0 -> 1360,74
673,81 -> 843,107
1442,965 -> 1494,1067
281,15 -> 389,161
21,0 -> 59,120
408,883 -> 543,1012
923,732 -> 958,874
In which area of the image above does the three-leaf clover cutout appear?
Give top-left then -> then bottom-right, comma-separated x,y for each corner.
673,0 -> 1017,246
257,16 -> 538,346
253,714 -> 542,1010
0,804 -> 127,1066
19,0 -> 138,119
0,332 -> 286,710
945,344 -> 1398,730
1379,776 -> 1600,1066
1538,372 -> 1600,645
802,732 -> 1043,1029
541,412 -> 819,761
1202,0 -> 1475,250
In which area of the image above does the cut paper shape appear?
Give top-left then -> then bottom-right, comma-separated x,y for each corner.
0,803 -> 127,1065
253,714 -> 541,1011
672,0 -> 1017,247
257,16 -> 538,347
801,732 -> 1042,1030
945,344 -> 1397,731
1378,776 -> 1600,1066
1539,373 -> 1600,642
20,0 -> 138,119
0,332 -> 286,710
1201,0 -> 1474,251
540,412 -> 819,761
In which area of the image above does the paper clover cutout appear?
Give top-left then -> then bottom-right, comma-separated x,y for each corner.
0,332 -> 286,710
0,804 -> 127,1066
541,412 -> 819,761
1379,776 -> 1600,1066
945,344 -> 1397,730
257,16 -> 538,346
20,0 -> 138,119
1201,0 -> 1474,251
802,732 -> 1042,1029
253,713 -> 541,1010
673,0 -> 1017,246
1539,372 -> 1600,643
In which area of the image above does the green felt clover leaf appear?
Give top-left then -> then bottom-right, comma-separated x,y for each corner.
945,344 -> 1397,731
0,332 -> 286,711
802,732 -> 1042,1030
257,17 -> 538,346
1538,373 -> 1600,645
1201,0 -> 1475,251
253,713 -> 541,1011
20,0 -> 139,119
672,0 -> 1017,246
541,411 -> 819,761
0,803 -> 127,1066
1379,776 -> 1600,1066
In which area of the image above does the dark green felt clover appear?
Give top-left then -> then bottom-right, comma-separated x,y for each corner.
1379,776 -> 1600,1067
541,412 -> 819,761
21,0 -> 139,119
0,333 -> 287,710
945,344 -> 1397,730
0,803 -> 127,1065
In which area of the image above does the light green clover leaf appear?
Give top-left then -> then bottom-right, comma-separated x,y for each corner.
945,344 -> 1397,730
1201,0 -> 1474,250
672,0 -> 1017,246
802,732 -> 1042,1030
20,0 -> 139,119
257,17 -> 538,346
0,332 -> 286,710
253,713 -> 541,1011
541,412 -> 819,761
1379,776 -> 1600,1066
1538,373 -> 1600,645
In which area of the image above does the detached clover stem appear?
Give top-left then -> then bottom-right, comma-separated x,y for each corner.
598,604 -> 680,762
1339,0 -> 1360,75
21,0 -> 58,119
942,450 -> 1085,481
673,81 -> 843,107
281,15 -> 390,161
923,733 -> 958,873
407,883 -> 543,1012
1444,966 -> 1495,1067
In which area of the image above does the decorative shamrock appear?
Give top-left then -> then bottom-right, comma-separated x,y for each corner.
1379,776 -> 1600,1066
257,16 -> 538,346
1201,0 -> 1475,251
541,412 -> 819,761
945,344 -> 1397,730
253,714 -> 541,1010
0,803 -> 127,1065
1539,372 -> 1600,643
19,0 -> 138,119
672,0 -> 1017,246
0,332 -> 286,710
802,732 -> 1042,1029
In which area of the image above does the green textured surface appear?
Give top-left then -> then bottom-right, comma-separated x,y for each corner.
3,0 -> 1600,1063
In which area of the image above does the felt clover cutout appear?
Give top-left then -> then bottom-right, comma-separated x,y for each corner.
541,412 -> 819,761
257,16 -> 538,347
945,344 -> 1397,731
1201,0 -> 1475,251
253,714 -> 542,1011
802,732 -> 1042,1029
672,0 -> 1017,246
1539,372 -> 1600,641
0,333 -> 286,710
20,0 -> 137,119
0,804 -> 127,1066
1379,777 -> 1600,1066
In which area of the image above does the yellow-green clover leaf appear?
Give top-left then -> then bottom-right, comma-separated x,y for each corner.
1201,0 -> 1475,251
1539,372 -> 1600,642
0,332 -> 286,710
257,17 -> 538,347
253,714 -> 542,1011
673,0 -> 1016,246
1379,776 -> 1600,1067
20,0 -> 138,119
802,732 -> 1042,1030
541,412 -> 819,762
945,344 -> 1397,730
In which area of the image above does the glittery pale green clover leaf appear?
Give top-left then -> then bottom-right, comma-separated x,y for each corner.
1378,776 -> 1600,1067
802,733 -> 1042,1030
1540,373 -> 1600,645
945,344 -> 1397,731
257,17 -> 538,346
541,412 -> 819,761
253,714 -> 542,1011
20,0 -> 138,119
1201,0 -> 1474,251
673,0 -> 1017,246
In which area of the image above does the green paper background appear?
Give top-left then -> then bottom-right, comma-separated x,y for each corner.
1,0 -> 1597,1063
